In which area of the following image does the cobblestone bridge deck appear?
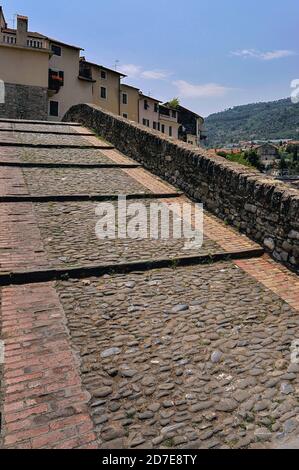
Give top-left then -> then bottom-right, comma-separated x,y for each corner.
0,119 -> 298,449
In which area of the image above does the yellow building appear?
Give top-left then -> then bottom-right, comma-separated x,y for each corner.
120,83 -> 140,122
0,11 -> 50,119
79,58 -> 125,115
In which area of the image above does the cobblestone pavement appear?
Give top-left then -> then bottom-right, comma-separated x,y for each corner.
23,168 -> 152,196
34,200 -> 220,269
0,120 -> 298,449
0,131 -> 96,147
55,263 -> 299,449
0,123 -> 87,133
0,147 -> 115,165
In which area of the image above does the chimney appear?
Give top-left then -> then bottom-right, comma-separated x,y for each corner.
16,15 -> 28,46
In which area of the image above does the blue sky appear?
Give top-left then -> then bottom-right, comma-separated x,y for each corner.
1,0 -> 298,116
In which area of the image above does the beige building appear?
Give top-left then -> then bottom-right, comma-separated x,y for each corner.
79,58 -> 125,116
120,83 -> 139,122
48,44 -> 92,121
158,104 -> 180,139
0,6 -> 124,121
138,93 -> 161,130
0,11 -> 50,119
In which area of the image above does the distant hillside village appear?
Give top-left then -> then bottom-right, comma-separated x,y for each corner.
0,6 -> 206,147
213,140 -> 299,186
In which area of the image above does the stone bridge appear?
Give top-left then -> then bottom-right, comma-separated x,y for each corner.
0,111 -> 298,449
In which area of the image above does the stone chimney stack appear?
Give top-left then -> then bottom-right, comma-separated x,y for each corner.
16,15 -> 28,46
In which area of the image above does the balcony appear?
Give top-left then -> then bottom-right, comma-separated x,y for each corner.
48,70 -> 64,95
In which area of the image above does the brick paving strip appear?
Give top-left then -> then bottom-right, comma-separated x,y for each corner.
0,283 -> 97,448
0,120 -> 299,449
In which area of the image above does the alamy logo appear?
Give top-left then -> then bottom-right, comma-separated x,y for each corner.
95,196 -> 203,250
0,79 -> 5,104
291,79 -> 299,104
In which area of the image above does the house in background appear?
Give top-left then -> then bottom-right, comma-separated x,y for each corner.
120,83 -> 139,121
0,11 -> 50,120
175,105 -> 206,146
158,103 -> 180,139
0,5 -> 206,130
255,143 -> 280,167
79,57 -> 125,116
138,93 -> 161,130
48,43 -> 92,121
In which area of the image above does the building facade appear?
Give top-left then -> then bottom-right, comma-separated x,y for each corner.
256,143 -> 280,167
0,12 -> 49,120
0,6 -> 205,130
79,58 -> 125,116
120,83 -> 139,121
48,44 -> 92,121
176,105 -> 206,146
158,104 -> 180,139
138,93 -> 161,130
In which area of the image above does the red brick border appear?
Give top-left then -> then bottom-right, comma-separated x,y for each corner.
1,282 -> 97,449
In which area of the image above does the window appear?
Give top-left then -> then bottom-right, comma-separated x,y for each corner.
172,110 -> 177,118
154,103 -> 159,113
144,99 -> 149,110
101,70 -> 107,79
169,126 -> 172,137
142,118 -> 150,127
161,124 -> 165,133
153,121 -> 157,130
100,87 -> 107,99
122,93 -> 128,105
49,101 -> 59,117
123,113 -> 128,119
51,44 -> 62,56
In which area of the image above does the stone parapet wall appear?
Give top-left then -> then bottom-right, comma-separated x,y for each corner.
63,103 -> 299,271
0,82 -> 48,120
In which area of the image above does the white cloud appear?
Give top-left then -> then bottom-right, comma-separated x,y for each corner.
231,49 -> 296,60
118,64 -> 170,80
141,70 -> 169,80
118,64 -> 143,78
173,80 -> 232,98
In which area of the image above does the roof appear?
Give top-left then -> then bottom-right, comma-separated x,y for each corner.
139,92 -> 162,103
121,83 -> 140,91
80,59 -> 126,77
176,104 -> 204,120
255,143 -> 279,150
1,27 -> 83,50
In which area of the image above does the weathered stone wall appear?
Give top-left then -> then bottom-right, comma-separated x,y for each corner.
64,103 -> 299,271
0,82 -> 48,120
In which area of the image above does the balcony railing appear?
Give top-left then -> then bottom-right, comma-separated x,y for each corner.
1,34 -> 16,45
48,70 -> 64,92
1,34 -> 47,49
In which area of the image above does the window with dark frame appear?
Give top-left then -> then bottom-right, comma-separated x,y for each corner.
101,70 -> 107,79
154,103 -> 159,113
49,101 -> 59,117
122,93 -> 128,105
123,113 -> 128,119
100,87 -> 107,99
51,44 -> 62,56
169,126 -> 172,137
172,110 -> 177,118
161,124 -> 165,133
